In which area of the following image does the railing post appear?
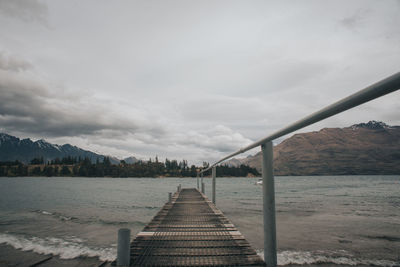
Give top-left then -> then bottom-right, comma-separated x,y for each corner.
201,173 -> 204,193
212,166 -> 216,204
117,228 -> 131,266
261,141 -> 277,267
168,192 -> 172,202
201,182 -> 205,194
197,173 -> 199,189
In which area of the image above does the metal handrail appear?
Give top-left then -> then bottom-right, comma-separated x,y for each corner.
198,71 -> 400,267
200,71 -> 400,173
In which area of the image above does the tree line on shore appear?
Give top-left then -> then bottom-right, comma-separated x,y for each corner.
0,156 -> 260,178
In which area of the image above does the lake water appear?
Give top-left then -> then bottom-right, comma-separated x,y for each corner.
0,176 -> 399,266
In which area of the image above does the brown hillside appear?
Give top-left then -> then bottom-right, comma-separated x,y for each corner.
236,122 -> 400,175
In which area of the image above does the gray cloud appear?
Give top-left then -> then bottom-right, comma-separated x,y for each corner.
0,52 -> 33,72
0,1 -> 399,164
0,0 -> 48,24
0,52 -> 251,160
0,53 -> 150,137
340,9 -> 369,31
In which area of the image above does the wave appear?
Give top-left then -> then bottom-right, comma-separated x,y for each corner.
33,210 -> 75,221
40,210 -> 52,215
33,210 -> 146,227
1,232 -> 399,266
257,250 -> 399,266
131,205 -> 159,210
0,232 -> 116,261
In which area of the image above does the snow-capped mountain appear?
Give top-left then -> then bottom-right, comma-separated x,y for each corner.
0,133 -> 118,164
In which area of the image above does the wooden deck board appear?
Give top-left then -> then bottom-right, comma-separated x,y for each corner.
129,188 -> 265,266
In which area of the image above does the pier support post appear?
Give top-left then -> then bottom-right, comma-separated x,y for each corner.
212,166 -> 216,204
261,141 -> 277,267
197,173 -> 199,189
117,228 -> 131,267
201,182 -> 205,194
169,192 -> 172,203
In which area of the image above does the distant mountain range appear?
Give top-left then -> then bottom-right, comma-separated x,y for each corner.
0,133 -> 137,165
1,121 -> 399,175
227,121 -> 400,175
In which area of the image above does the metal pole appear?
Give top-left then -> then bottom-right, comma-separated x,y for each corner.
201,182 -> 205,194
212,166 -> 216,204
201,173 -> 204,193
117,228 -> 130,266
262,141 -> 277,267
169,192 -> 172,203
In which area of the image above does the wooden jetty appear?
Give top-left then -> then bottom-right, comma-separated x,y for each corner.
126,188 -> 265,266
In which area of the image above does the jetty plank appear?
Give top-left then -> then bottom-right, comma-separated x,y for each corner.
129,188 -> 265,266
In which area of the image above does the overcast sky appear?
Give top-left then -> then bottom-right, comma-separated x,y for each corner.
0,0 -> 399,164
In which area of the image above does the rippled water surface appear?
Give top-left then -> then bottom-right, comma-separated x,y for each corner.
0,176 -> 399,265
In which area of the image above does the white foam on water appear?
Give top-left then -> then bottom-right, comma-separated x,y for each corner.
257,250 -> 399,266
0,232 -> 116,261
34,210 -> 74,222
1,232 -> 399,266
64,236 -> 85,243
40,210 -> 52,215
